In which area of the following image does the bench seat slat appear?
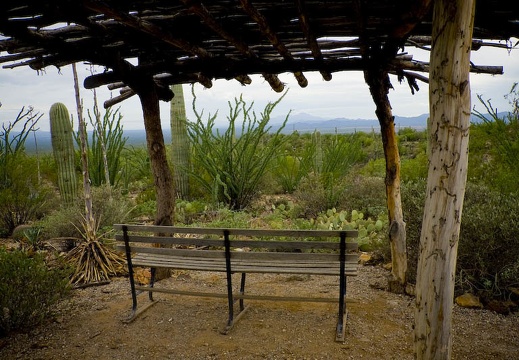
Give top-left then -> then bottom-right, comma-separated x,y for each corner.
132,254 -> 358,276
124,245 -> 358,262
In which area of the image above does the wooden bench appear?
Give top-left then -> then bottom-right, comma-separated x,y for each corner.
114,224 -> 358,342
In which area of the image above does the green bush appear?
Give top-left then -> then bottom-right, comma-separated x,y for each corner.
337,175 -> 387,219
0,249 -> 71,336
39,185 -> 134,239
402,179 -> 519,300
401,179 -> 427,284
187,91 -> 288,210
457,185 -> 519,300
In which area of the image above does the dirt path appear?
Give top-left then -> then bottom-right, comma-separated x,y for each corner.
1,266 -> 517,359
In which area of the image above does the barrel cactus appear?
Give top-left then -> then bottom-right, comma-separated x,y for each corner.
49,102 -> 77,206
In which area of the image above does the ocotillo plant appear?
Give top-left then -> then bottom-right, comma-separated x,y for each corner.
49,102 -> 77,206
170,84 -> 190,199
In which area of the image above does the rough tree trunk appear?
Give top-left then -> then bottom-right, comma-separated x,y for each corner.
170,84 -> 190,200
364,67 -> 407,293
414,0 -> 475,358
136,79 -> 174,226
137,78 -> 175,280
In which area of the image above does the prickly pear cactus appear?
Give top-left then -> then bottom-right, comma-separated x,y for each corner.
50,102 -> 77,206
313,208 -> 388,251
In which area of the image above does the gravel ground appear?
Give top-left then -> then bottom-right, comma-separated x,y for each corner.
1,265 -> 518,359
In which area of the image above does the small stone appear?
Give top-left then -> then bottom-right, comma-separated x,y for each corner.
358,253 -> 372,265
405,283 -> 416,296
382,262 -> 392,271
486,300 -> 518,315
134,268 -> 151,285
455,293 -> 483,309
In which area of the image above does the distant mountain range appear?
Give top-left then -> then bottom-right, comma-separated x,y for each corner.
21,112 -> 502,153
268,112 -> 430,133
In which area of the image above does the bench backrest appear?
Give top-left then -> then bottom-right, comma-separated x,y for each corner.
115,224 -> 358,255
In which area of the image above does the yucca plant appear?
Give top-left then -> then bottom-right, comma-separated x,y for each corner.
66,63 -> 126,286
66,217 -> 125,285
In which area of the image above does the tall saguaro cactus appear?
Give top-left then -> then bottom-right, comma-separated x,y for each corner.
170,84 -> 190,200
50,102 -> 77,206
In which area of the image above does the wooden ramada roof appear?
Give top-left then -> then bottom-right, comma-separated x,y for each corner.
0,1 -> 518,106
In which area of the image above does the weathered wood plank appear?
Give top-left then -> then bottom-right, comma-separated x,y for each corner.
114,224 -> 358,238
115,234 -> 358,251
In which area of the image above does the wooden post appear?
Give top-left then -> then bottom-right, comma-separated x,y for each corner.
364,67 -> 407,292
414,0 -> 475,358
136,77 -> 175,227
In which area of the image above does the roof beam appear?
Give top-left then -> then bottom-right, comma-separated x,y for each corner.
180,0 -> 283,92
82,0 -> 216,89
84,55 -> 502,91
239,0 -> 308,88
295,0 -> 332,81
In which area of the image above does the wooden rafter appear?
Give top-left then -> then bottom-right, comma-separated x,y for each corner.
295,0 -> 332,81
239,0 -> 308,88
180,0 -> 283,92
0,0 -> 516,105
82,0 -> 215,89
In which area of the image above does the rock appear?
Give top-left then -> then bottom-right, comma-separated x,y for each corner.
382,262 -> 392,271
134,268 -> 151,285
359,252 -> 372,265
11,224 -> 31,240
485,300 -> 518,315
509,287 -> 519,300
405,283 -> 416,296
455,293 -> 483,309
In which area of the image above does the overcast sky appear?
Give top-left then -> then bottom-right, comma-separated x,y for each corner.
1,44 -> 518,132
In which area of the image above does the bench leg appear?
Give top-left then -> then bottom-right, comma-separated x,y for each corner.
224,264 -> 234,330
149,267 -> 156,301
336,276 -> 347,342
221,273 -> 251,334
124,267 -> 158,323
239,273 -> 246,311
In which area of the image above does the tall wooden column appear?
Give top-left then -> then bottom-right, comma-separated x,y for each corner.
414,0 -> 475,358
364,67 -> 407,292
136,77 -> 175,226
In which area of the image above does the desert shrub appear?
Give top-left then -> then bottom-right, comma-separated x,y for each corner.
0,161 -> 53,235
0,249 -> 71,336
457,185 -> 519,300
337,175 -> 387,219
39,185 -> 134,239
76,106 -> 127,187
119,146 -> 153,193
0,109 -> 53,234
471,86 -> 519,193
187,91 -> 288,210
293,172 -> 345,218
401,179 -> 427,284
402,179 -> 519,300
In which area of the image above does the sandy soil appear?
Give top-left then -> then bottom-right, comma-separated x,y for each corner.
1,265 -> 518,360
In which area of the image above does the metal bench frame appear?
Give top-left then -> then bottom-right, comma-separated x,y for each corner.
115,224 -> 358,342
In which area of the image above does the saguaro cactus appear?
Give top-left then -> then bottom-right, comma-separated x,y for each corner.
170,84 -> 190,199
50,102 -> 77,206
